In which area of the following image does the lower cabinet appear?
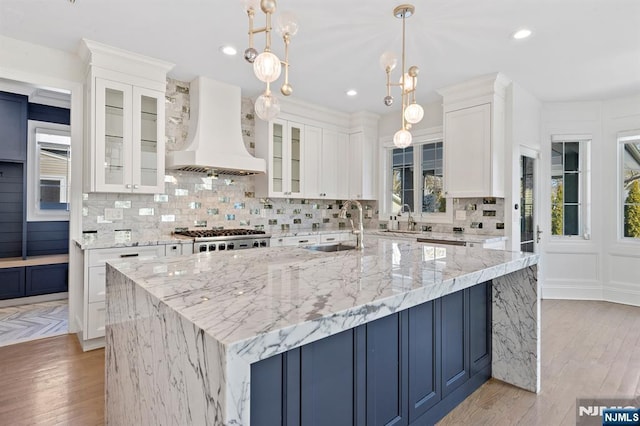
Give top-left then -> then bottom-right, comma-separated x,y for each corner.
0,264 -> 68,300
251,282 -> 492,426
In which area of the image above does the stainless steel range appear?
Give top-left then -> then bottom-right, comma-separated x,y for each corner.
175,229 -> 271,253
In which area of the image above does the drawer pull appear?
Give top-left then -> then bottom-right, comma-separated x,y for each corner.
299,240 -> 309,243
120,253 -> 139,258
326,237 -> 335,241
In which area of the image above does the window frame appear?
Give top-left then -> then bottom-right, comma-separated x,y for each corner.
27,120 -> 71,222
618,131 -> 640,242
549,134 -> 591,240
381,127 -> 453,223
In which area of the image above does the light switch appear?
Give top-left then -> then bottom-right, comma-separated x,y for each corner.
104,208 -> 123,221
455,210 -> 466,220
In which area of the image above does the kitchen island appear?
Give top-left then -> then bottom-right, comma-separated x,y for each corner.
105,236 -> 539,425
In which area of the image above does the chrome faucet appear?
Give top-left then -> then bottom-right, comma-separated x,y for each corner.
401,204 -> 417,231
339,200 -> 364,249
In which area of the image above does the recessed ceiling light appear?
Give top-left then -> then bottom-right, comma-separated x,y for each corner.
513,29 -> 532,40
346,89 -> 358,97
220,45 -> 237,56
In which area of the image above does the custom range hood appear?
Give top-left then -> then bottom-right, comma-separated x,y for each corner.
166,76 -> 266,175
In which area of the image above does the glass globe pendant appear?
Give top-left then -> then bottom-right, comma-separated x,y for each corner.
253,51 -> 282,83
393,129 -> 412,148
254,91 -> 280,121
404,103 -> 424,124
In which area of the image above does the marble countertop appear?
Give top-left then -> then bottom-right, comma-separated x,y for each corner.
370,230 -> 508,244
74,234 -> 194,250
108,235 -> 537,364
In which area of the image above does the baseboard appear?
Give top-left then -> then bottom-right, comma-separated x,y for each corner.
77,332 -> 105,352
541,286 -> 603,300
0,292 -> 68,308
603,286 -> 640,307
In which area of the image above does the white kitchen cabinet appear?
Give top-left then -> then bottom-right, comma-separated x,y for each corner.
93,79 -> 165,194
304,128 -> 348,199
438,73 -> 509,198
79,39 -> 173,194
255,119 -> 304,198
81,244 -> 166,347
347,131 -> 376,199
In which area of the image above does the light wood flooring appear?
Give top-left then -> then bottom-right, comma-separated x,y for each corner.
0,300 -> 638,425
440,299 -> 640,425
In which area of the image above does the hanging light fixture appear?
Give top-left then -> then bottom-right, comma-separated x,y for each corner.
381,4 -> 424,148
242,0 -> 298,121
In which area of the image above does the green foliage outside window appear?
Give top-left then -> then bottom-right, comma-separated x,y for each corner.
624,180 -> 640,238
551,183 -> 563,235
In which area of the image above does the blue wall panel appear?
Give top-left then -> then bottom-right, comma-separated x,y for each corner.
26,221 -> 69,256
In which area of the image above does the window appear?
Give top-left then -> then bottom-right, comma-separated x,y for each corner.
620,134 -> 640,239
388,139 -> 449,219
27,121 -> 71,221
550,137 -> 590,237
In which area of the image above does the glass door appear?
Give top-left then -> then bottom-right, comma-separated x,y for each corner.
288,122 -> 302,196
520,155 -> 536,252
95,79 -> 132,192
271,121 -> 285,195
133,87 -> 165,193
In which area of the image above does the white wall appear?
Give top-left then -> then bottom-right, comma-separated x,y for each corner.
540,95 -> 640,306
0,35 -> 85,331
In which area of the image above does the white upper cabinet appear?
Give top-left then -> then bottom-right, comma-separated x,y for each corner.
438,73 -> 510,198
79,39 -> 173,194
255,119 -> 305,198
348,131 -> 376,199
255,98 -> 379,200
94,79 -> 165,193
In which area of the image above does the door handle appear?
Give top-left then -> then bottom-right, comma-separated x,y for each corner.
536,226 -> 543,243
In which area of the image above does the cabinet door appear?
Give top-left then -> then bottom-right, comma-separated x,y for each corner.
0,267 -> 25,300
408,300 -> 441,421
366,312 -> 408,426
95,78 -> 133,192
444,103 -> 491,198
299,329 -> 357,426
269,120 -> 287,197
441,289 -> 470,397
469,281 -> 491,374
303,125 -> 322,198
288,122 -> 304,197
0,92 -> 28,162
132,87 -> 165,194
320,129 -> 339,199
348,132 -> 364,199
25,263 -> 68,296
336,132 -> 350,199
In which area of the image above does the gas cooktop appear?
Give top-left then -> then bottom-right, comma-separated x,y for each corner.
174,228 -> 267,239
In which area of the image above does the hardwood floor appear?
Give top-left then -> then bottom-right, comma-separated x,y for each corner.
0,334 -> 104,426
439,299 -> 640,425
0,300 -> 637,425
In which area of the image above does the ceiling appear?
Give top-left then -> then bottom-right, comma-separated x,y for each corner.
1,0 -> 639,115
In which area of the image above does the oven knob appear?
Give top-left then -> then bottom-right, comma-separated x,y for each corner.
219,244 -> 226,251
199,245 -> 207,252
253,241 -> 260,248
209,244 -> 216,251
227,243 -> 235,250
260,240 -> 268,247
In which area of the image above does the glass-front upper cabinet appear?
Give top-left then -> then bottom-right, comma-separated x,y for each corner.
133,87 -> 164,193
267,120 -> 303,197
94,78 -> 164,193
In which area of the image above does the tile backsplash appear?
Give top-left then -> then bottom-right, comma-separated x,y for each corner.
82,173 -> 377,239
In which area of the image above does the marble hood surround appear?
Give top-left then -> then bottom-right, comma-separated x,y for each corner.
165,76 -> 266,175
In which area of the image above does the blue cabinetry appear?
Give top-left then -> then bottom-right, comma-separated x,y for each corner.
251,282 -> 492,425
0,92 -> 28,162
0,267 -> 26,299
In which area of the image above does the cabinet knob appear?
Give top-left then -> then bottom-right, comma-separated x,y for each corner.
134,184 -> 139,189
126,184 -> 132,189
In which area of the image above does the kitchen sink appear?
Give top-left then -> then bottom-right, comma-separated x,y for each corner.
305,243 -> 357,252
